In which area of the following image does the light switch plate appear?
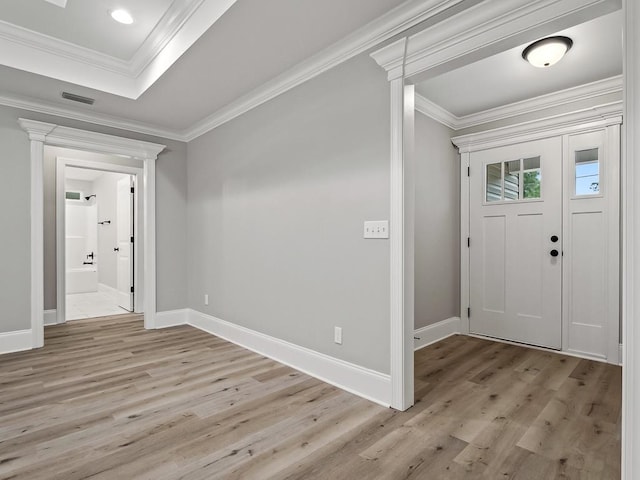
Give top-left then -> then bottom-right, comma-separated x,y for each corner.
364,220 -> 389,239
334,326 -> 343,345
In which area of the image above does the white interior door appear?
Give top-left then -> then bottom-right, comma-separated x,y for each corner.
469,137 -> 562,349
116,176 -> 134,311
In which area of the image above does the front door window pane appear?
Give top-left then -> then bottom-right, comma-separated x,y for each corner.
575,148 -> 599,195
504,160 -> 520,201
486,163 -> 502,202
523,156 -> 541,199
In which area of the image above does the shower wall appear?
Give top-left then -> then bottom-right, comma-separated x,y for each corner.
65,179 -> 98,294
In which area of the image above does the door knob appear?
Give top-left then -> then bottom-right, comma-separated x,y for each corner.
114,247 -> 120,252
550,249 -> 559,257
550,235 -> 559,243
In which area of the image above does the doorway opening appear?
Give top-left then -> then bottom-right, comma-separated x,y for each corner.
53,152 -> 144,325
63,166 -> 137,321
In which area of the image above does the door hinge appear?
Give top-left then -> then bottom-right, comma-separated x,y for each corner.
467,237 -> 470,248
467,307 -> 471,318
130,236 -> 134,243
467,166 -> 470,177
130,286 -> 134,293
130,187 -> 135,194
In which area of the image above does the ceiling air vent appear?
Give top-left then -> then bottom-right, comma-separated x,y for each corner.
61,92 -> 95,105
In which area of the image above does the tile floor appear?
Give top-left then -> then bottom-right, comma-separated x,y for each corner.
66,291 -> 130,320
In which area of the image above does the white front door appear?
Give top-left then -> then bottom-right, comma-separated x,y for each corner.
469,137 -> 562,349
116,176 -> 134,311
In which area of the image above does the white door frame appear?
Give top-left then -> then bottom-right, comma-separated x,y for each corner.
19,119 -> 165,345
371,1 -> 640,477
56,157 -> 144,324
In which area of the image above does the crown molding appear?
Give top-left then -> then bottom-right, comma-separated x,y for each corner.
0,0 -> 237,99
414,94 -> 458,128
183,0 -> 465,141
415,75 -> 623,130
1,93 -> 187,142
450,101 -> 622,152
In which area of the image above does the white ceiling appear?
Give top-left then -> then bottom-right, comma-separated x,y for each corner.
0,0 -> 407,132
415,10 -> 623,117
0,0 -> 174,60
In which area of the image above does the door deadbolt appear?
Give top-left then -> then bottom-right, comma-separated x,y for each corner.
550,235 -> 559,243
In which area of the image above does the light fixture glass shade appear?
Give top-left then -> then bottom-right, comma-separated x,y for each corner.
522,36 -> 573,68
111,9 -> 134,24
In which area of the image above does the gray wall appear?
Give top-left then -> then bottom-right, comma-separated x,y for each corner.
414,112 -> 460,329
0,104 -> 188,333
187,53 -> 391,374
0,106 -> 31,332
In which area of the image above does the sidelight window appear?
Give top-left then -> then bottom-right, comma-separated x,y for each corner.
575,148 -> 599,196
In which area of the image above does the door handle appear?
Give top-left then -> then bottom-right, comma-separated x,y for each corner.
550,249 -> 559,257
114,247 -> 120,252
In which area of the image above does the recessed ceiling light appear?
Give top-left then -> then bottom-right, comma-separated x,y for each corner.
111,9 -> 134,25
522,36 -> 573,68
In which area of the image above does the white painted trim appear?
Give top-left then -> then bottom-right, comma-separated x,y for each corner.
622,0 -> 639,477
43,310 -> 57,326
19,119 -> 165,348
187,309 -> 391,407
414,317 -> 461,350
0,0 -> 237,99
183,0 -> 464,141
0,330 -> 33,355
451,103 -> 623,152
388,74 -> 416,411
155,309 -> 189,329
460,151 -> 471,336
414,76 -> 623,130
414,94 -> 458,129
0,93 -> 187,142
56,157 -> 144,325
620,343 -> 624,366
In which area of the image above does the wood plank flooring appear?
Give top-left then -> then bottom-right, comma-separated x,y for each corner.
0,315 -> 621,479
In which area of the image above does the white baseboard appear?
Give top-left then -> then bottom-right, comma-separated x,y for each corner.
155,309 -> 189,329
0,329 -> 33,354
619,343 -> 623,366
44,309 -> 57,326
414,317 -> 461,351
187,309 -> 391,407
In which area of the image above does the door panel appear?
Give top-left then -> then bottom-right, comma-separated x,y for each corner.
469,137 -> 562,349
116,176 -> 133,311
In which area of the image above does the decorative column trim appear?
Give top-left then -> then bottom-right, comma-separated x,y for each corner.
19,119 -> 55,348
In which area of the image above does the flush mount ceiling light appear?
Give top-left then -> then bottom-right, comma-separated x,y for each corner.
110,9 -> 134,25
522,36 -> 573,68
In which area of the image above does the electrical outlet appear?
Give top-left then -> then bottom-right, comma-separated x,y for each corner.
364,220 -> 389,239
334,326 -> 343,345
204,294 -> 209,306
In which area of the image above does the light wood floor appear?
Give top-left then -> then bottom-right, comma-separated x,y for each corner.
0,315 -> 621,479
